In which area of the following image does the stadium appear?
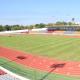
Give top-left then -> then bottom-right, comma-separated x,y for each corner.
0,26 -> 80,80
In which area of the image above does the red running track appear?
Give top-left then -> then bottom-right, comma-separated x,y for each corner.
0,47 -> 80,76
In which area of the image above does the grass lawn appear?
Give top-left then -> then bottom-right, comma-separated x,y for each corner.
0,34 -> 80,80
0,34 -> 80,61
0,58 -> 80,80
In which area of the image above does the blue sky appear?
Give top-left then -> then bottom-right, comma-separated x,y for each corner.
0,0 -> 80,25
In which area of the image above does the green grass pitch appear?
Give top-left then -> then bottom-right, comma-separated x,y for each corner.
0,34 -> 80,80
0,34 -> 80,61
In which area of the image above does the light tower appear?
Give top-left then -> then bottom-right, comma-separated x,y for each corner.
72,18 -> 75,25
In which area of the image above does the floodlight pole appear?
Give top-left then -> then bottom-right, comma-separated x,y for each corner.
34,69 -> 37,80
39,68 -> 56,80
39,63 -> 65,80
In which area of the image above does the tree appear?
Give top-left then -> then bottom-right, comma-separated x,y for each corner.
11,25 -> 23,30
35,23 -> 46,28
39,23 -> 45,28
68,22 -> 73,25
27,25 -> 34,29
0,25 -> 4,31
55,21 -> 67,25
4,25 -> 11,31
35,24 -> 40,28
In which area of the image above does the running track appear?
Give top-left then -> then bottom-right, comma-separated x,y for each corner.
0,47 -> 80,76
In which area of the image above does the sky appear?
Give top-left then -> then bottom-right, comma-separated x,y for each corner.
0,0 -> 80,25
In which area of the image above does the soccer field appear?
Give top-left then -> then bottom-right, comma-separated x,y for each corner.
0,34 -> 80,80
0,34 -> 80,61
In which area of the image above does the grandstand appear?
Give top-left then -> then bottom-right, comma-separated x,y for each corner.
47,26 -> 80,31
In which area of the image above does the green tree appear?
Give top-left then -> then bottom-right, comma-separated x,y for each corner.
35,23 -> 45,28
27,25 -> 34,29
11,25 -> 23,30
4,25 -> 11,31
35,24 -> 40,28
68,22 -> 73,25
55,21 -> 67,25
0,25 -> 4,31
39,23 -> 45,28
